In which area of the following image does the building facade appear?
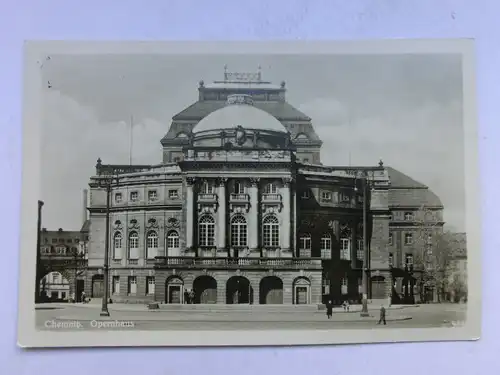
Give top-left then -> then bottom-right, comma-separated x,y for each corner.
38,191 -> 90,302
85,70 -> 444,305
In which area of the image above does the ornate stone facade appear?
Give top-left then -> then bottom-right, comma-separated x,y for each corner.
84,73 -> 443,306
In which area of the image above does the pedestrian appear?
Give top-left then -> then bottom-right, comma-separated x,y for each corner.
81,291 -> 86,304
189,290 -> 195,304
378,305 -> 386,325
326,300 -> 333,319
345,300 -> 350,312
184,290 -> 189,304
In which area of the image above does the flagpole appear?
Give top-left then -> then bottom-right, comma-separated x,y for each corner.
129,115 -> 133,165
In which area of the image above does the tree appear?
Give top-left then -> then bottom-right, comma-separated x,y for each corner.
411,205 -> 452,303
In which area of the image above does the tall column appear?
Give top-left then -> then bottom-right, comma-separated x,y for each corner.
351,221 -> 357,268
185,177 -> 195,250
249,178 -> 259,252
217,178 -> 227,253
281,178 -> 291,253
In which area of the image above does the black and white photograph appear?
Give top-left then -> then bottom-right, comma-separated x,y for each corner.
17,40 -> 480,348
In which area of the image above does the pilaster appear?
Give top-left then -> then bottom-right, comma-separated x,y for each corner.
281,177 -> 292,253
185,177 -> 195,250
249,178 -> 259,252
217,178 -> 227,253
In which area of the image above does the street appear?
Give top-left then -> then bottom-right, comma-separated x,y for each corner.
35,303 -> 467,331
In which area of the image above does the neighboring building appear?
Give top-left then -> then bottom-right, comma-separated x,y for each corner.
38,191 -> 90,302
84,69 -> 444,305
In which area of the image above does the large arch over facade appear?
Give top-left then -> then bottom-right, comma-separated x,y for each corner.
165,276 -> 184,304
39,271 -> 70,301
193,275 -> 217,304
293,276 -> 311,304
226,276 -> 253,304
259,276 -> 284,304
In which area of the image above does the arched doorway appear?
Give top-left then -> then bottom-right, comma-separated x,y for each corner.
259,276 -> 284,304
226,276 -> 253,304
371,275 -> 386,299
193,275 -> 217,304
293,277 -> 311,304
91,274 -> 104,298
39,271 -> 70,301
165,276 -> 184,304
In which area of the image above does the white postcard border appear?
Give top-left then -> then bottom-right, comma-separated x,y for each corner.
17,39 -> 481,348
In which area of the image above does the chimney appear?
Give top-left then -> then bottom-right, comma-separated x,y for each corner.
82,189 -> 88,225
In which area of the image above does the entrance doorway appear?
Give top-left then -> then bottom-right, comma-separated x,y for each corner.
226,276 -> 253,304
165,276 -> 184,304
76,279 -> 85,302
91,275 -> 104,298
371,276 -> 386,299
259,276 -> 284,304
293,277 -> 311,304
193,275 -> 217,304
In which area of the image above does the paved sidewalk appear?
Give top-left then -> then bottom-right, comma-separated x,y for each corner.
36,302 -> 418,314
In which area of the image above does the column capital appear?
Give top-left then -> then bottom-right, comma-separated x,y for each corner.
186,177 -> 197,186
281,177 -> 293,187
217,177 -> 228,186
249,177 -> 260,186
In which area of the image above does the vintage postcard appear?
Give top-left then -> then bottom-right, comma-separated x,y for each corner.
18,40 -> 481,348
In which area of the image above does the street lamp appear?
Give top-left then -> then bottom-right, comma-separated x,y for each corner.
360,174 -> 370,317
35,200 -> 44,303
96,172 -> 119,317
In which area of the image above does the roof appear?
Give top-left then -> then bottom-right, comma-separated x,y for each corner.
386,167 -> 426,188
172,100 -> 311,122
193,102 -> 287,134
386,167 -> 443,208
80,219 -> 90,233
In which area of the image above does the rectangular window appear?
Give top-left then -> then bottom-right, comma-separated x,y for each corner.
112,276 -> 120,294
130,191 -> 139,202
148,190 -> 157,202
128,276 -> 137,295
404,212 -> 414,221
301,190 -> 311,199
357,239 -> 364,260
53,274 -> 59,283
388,232 -> 393,245
389,253 -> 394,266
168,189 -> 179,199
115,193 -> 122,203
146,276 -> 155,295
320,236 -> 331,259
341,193 -> 350,202
52,238 -> 57,243
340,238 -> 350,260
320,191 -> 332,202
341,278 -> 348,295
404,233 -> 413,245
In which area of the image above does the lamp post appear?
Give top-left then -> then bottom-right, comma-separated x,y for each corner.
35,200 -> 44,303
96,174 -> 118,317
360,175 -> 370,317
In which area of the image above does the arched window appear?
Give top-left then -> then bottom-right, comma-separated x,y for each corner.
299,233 -> 311,257
129,231 -> 139,259
113,232 -> 122,260
231,215 -> 247,247
262,215 -> 280,247
146,231 -> 158,259
233,180 -> 245,194
264,182 -> 278,194
198,215 -> 215,247
167,230 -> 180,257
320,233 -> 331,259
295,133 -> 309,140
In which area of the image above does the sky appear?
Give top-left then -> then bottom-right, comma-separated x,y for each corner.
39,53 -> 465,232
